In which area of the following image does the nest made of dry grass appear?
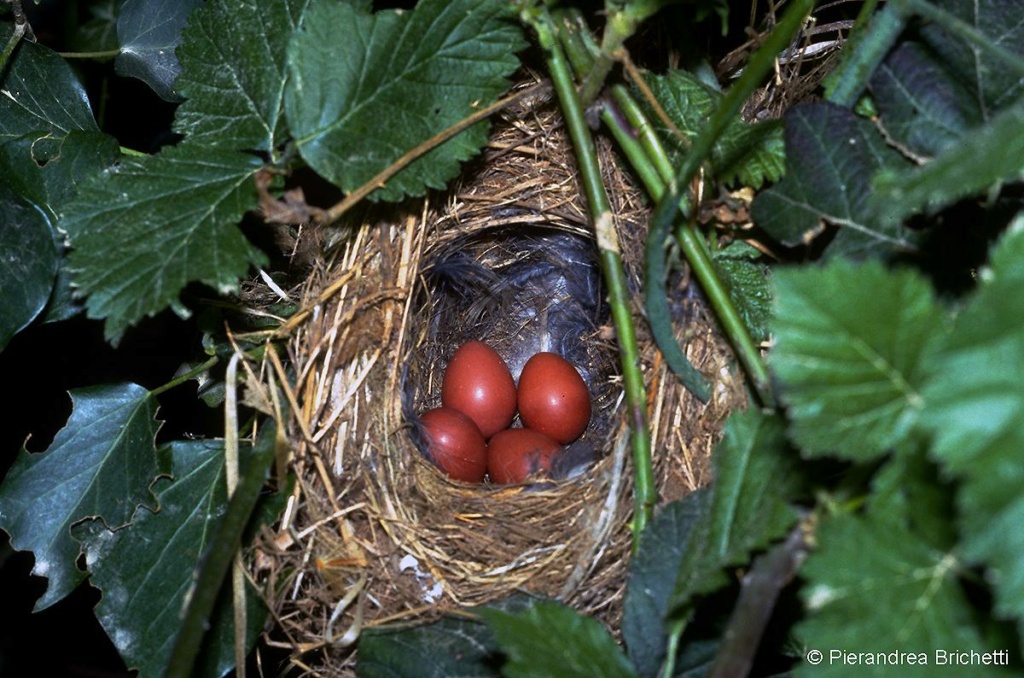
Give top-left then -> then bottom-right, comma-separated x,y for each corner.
253,75 -> 747,675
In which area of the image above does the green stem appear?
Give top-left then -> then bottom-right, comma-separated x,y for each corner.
57,48 -> 121,60
0,15 -> 25,73
643,0 -> 816,408
165,423 -> 278,678
529,7 -> 657,540
150,356 -> 219,398
825,2 -> 906,107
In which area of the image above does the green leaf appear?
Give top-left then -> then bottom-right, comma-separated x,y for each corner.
174,0 -> 312,155
0,178 -> 58,350
869,42 -> 982,158
77,440 -> 267,677
920,222 -> 1024,627
711,241 -> 773,343
622,492 -> 707,678
750,102 -> 915,258
669,409 -> 801,616
72,0 -> 121,52
770,259 -> 945,460
115,0 -> 202,101
918,0 -> 1024,116
870,102 -> 1024,229
358,595 -> 535,678
480,600 -> 637,678
0,383 -> 162,611
0,37 -> 98,140
641,70 -> 785,189
795,510 -> 996,677
60,144 -> 266,344
284,0 -> 525,201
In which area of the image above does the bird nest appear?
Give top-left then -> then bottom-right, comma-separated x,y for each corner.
254,77 -> 747,675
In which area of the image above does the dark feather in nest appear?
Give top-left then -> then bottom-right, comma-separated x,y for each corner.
414,226 -> 613,480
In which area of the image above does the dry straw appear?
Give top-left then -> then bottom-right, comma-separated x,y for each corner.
254,76 -> 747,674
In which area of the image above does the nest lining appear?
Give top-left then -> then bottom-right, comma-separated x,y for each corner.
255,77 -> 747,674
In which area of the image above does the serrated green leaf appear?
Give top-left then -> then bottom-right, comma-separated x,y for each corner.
641,70 -> 785,189
174,0 -> 312,155
285,0 -> 525,201
0,178 -> 58,350
770,259 -> 945,460
622,492 -> 707,678
711,241 -> 772,343
0,383 -> 161,611
480,600 -> 637,678
920,222 -> 1024,629
795,510 -> 998,677
750,102 -> 915,258
60,144 -> 266,344
0,37 -> 98,140
870,102 -> 1024,228
77,440 -> 266,678
669,409 -> 801,616
869,42 -> 981,158
115,0 -> 202,101
358,595 -> 536,678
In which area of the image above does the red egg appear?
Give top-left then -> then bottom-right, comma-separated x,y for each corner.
487,428 -> 560,484
441,341 -> 517,438
419,407 -> 487,482
517,352 -> 591,444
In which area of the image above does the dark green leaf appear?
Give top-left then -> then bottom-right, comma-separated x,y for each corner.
750,102 -> 915,258
711,241 -> 773,343
795,510 -> 997,677
72,0 -> 121,52
920,222 -> 1024,627
870,102 -> 1024,228
669,409 -> 801,616
115,0 -> 202,101
78,440 -> 267,678
622,492 -> 707,678
480,600 -> 637,678
284,0 -> 525,201
60,144 -> 266,344
918,0 -> 1024,116
641,70 -> 785,189
174,0 -> 312,155
770,259 -> 945,460
0,38 -> 98,140
0,383 -> 161,610
358,595 -> 536,678
869,42 -> 981,158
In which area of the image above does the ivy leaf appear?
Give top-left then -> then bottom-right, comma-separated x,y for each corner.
358,595 -> 535,677
60,144 -> 266,344
174,0 -> 312,155
77,440 -> 267,677
920,223 -> 1024,628
480,600 -> 637,678
0,36 -> 98,140
669,409 -> 801,616
770,259 -> 945,460
0,383 -> 162,611
641,70 -> 785,189
284,0 -> 525,201
0,177 -> 58,350
750,102 -> 915,258
115,0 -> 202,101
622,492 -> 707,678
795,510 -> 996,677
